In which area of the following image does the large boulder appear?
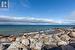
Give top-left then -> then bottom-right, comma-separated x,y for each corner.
52,34 -> 61,42
60,34 -> 70,42
7,41 -> 27,50
42,36 -> 50,45
34,41 -> 43,50
21,38 -> 29,46
7,42 -> 19,50
8,35 -> 16,42
0,37 -> 10,43
46,35 -> 58,47
69,32 -> 75,38
30,38 -> 37,49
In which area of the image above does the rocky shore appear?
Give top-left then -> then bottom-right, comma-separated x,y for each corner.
0,28 -> 75,50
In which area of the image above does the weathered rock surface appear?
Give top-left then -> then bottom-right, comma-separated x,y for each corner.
0,28 -> 75,50
57,41 -> 68,46
68,32 -> 75,38
0,44 -> 4,50
60,34 -> 70,42
7,41 -> 27,50
61,45 -> 75,50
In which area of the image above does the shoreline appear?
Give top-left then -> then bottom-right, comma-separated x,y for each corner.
0,28 -> 75,50
0,28 -> 54,36
0,25 -> 73,36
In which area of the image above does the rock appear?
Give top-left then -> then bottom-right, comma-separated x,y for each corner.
21,38 -> 29,46
70,38 -> 75,41
45,34 -> 61,47
69,32 -> 75,38
2,44 -> 10,50
1,28 -> 75,50
0,37 -> 10,43
52,34 -> 61,42
61,45 -> 75,50
42,36 -> 50,45
8,35 -> 16,42
16,37 -> 21,42
47,47 -> 62,50
34,41 -> 43,50
43,35 -> 58,47
30,37 -> 43,50
0,36 -> 3,38
69,43 -> 75,48
0,44 -> 4,50
33,34 -> 40,39
7,48 -> 18,50
57,41 -> 68,46
60,34 -> 70,42
7,41 -> 27,50
41,34 -> 46,37
30,38 -> 36,48
48,42 -> 57,48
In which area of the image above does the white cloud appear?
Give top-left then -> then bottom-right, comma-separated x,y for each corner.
0,16 -> 62,25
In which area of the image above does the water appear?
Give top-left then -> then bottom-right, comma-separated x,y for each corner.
0,25 -> 74,36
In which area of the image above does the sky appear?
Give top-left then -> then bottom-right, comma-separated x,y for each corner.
0,0 -> 75,25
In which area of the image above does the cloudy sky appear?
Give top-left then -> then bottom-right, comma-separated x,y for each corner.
0,0 -> 75,25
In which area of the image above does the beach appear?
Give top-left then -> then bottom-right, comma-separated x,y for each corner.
0,28 -> 75,50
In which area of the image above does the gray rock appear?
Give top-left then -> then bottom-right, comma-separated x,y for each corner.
61,45 -> 75,50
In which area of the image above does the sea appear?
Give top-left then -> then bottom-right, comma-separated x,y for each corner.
0,25 -> 74,36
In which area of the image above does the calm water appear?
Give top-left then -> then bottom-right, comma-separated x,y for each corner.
0,25 -> 74,36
